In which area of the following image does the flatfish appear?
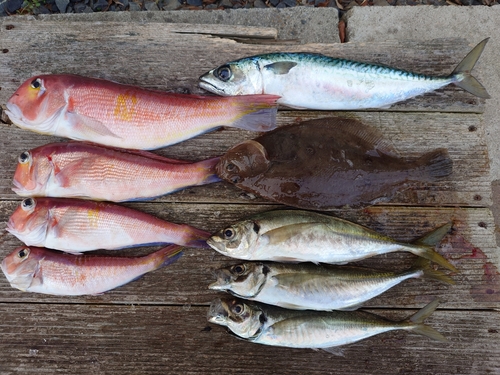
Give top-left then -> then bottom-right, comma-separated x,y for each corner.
216,117 -> 453,209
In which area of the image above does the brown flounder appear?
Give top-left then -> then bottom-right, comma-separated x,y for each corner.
216,117 -> 453,209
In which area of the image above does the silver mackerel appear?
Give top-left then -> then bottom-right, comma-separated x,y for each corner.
199,39 -> 490,110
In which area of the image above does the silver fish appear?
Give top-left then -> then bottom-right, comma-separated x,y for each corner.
207,210 -> 457,271
209,259 -> 454,311
208,297 -> 447,350
199,39 -> 490,110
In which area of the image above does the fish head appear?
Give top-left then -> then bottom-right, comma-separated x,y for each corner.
6,75 -> 68,134
7,198 -> 50,247
209,262 -> 268,298
199,59 -> 263,96
207,297 -> 263,339
207,220 -> 260,259
217,140 -> 270,184
1,246 -> 42,291
12,147 -> 53,197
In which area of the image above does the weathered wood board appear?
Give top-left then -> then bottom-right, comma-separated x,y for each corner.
0,304 -> 498,375
0,19 -> 497,375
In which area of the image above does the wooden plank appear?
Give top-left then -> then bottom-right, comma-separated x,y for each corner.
0,203 -> 497,309
0,111 -> 490,207
0,303 -> 497,375
0,22 -> 487,112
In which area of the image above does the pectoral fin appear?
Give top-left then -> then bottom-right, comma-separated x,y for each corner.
54,159 -> 87,187
66,111 -> 122,140
264,62 -> 298,75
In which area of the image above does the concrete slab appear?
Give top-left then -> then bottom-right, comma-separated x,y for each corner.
346,6 -> 500,245
26,8 -> 340,44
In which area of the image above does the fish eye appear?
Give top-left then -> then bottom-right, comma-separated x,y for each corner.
30,78 -> 42,90
18,151 -> 31,164
230,175 -> 241,184
232,303 -> 244,315
215,65 -> 232,82
226,163 -> 236,172
223,228 -> 235,240
232,264 -> 246,275
21,198 -> 36,211
17,248 -> 30,259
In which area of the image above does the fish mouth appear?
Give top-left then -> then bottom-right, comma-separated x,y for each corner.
206,237 -> 226,254
198,78 -> 227,96
207,298 -> 229,325
4,102 -> 23,124
11,178 -> 33,196
6,217 -> 18,235
208,280 -> 227,291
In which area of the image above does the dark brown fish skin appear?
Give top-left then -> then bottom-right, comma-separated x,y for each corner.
216,117 -> 453,210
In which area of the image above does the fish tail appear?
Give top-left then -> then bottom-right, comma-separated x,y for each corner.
414,222 -> 453,247
416,149 -> 453,181
406,300 -> 448,342
184,227 -> 211,249
408,223 -> 457,272
155,244 -> 184,269
451,38 -> 490,99
196,157 -> 222,185
229,95 -> 279,132
410,257 -> 455,285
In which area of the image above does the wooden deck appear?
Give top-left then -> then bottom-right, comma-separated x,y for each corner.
0,20 -> 499,374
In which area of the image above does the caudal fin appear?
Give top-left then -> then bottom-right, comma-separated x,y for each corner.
452,38 -> 490,99
411,257 -> 455,285
409,223 -> 458,272
407,300 -> 448,342
185,227 -> 212,249
230,95 -> 279,132
196,157 -> 222,185
156,244 -> 184,269
417,149 -> 453,181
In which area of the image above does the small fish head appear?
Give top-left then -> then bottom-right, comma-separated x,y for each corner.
12,148 -> 52,197
217,140 -> 270,184
6,75 -> 66,133
207,220 -> 260,259
209,262 -> 268,298
1,246 -> 41,291
207,297 -> 263,339
199,60 -> 263,96
7,198 -> 50,246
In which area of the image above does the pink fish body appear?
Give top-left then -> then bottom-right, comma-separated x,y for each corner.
6,197 -> 209,252
5,74 -> 279,150
13,142 -> 220,201
1,245 -> 182,295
